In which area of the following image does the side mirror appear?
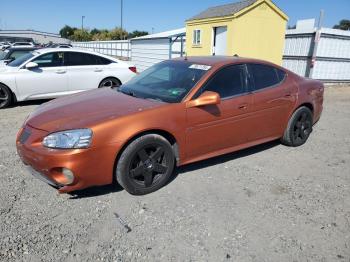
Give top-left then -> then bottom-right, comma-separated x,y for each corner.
186,91 -> 221,108
25,62 -> 39,69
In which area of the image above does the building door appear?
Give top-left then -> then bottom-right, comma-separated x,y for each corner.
213,26 -> 227,56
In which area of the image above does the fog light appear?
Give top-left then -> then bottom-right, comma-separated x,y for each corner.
62,168 -> 74,185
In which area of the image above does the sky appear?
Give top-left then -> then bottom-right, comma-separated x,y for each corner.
0,0 -> 349,34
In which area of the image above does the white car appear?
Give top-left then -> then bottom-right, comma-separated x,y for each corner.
11,42 -> 35,47
0,48 -> 137,108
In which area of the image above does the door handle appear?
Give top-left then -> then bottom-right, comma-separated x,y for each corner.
94,68 -> 103,72
285,93 -> 292,98
55,70 -> 66,74
238,104 -> 248,110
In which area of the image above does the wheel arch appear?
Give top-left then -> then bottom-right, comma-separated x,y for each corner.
298,102 -> 314,113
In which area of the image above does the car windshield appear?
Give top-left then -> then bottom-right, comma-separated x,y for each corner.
119,60 -> 210,103
7,52 -> 35,67
0,50 -> 9,60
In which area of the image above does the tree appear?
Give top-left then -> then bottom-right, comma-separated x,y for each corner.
92,30 -> 110,41
333,19 -> 350,30
59,25 -> 77,39
70,29 -> 92,41
90,28 -> 101,36
59,25 -> 148,41
109,27 -> 128,40
128,30 -> 149,39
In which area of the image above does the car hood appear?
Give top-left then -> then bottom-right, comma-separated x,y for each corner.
26,88 -> 164,132
0,65 -> 16,71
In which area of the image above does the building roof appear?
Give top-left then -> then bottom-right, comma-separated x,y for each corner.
173,56 -> 278,67
0,30 -> 62,38
188,0 -> 257,21
131,28 -> 186,40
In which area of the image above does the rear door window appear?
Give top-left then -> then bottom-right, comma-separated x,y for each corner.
248,64 -> 285,91
64,52 -> 109,66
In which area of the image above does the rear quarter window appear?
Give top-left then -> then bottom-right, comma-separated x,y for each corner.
97,56 -> 113,65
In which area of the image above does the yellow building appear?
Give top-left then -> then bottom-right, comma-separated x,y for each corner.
186,0 -> 288,65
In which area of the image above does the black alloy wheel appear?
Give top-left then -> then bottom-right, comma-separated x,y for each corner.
129,145 -> 169,188
281,106 -> 313,147
292,111 -> 312,144
116,134 -> 175,195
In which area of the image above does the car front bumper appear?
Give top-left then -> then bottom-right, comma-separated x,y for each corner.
16,125 -> 121,193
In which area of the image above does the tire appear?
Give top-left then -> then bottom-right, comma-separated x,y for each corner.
116,134 -> 175,195
98,77 -> 121,89
281,106 -> 313,147
0,84 -> 12,109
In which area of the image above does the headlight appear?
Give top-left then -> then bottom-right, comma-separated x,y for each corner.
42,129 -> 93,149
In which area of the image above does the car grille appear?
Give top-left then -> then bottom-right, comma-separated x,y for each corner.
19,129 -> 31,144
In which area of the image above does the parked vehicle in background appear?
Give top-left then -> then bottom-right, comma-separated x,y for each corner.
0,42 -> 12,51
11,42 -> 35,48
42,43 -> 72,48
50,44 -> 73,48
0,48 -> 137,108
0,47 -> 39,66
16,56 -> 324,195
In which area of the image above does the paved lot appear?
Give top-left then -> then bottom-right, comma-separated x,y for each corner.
0,86 -> 349,262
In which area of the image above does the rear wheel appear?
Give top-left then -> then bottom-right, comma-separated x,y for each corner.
0,84 -> 12,109
116,134 -> 175,195
98,78 -> 121,89
281,106 -> 313,147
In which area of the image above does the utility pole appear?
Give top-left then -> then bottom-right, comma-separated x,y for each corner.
120,0 -> 123,31
317,9 -> 324,29
309,10 -> 324,78
81,15 -> 85,31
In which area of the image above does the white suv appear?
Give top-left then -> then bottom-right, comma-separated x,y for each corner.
0,48 -> 137,108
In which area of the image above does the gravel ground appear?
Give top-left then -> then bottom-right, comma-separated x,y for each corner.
0,86 -> 349,262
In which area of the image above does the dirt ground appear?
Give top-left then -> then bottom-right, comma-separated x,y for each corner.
0,86 -> 349,262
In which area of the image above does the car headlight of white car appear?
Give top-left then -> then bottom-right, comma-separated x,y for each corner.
42,129 -> 93,149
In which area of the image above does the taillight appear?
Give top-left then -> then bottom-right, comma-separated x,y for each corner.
129,66 -> 137,73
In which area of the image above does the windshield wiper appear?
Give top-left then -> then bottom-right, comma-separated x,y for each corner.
144,97 -> 165,103
119,89 -> 137,98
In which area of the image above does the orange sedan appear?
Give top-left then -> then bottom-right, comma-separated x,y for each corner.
16,56 -> 324,195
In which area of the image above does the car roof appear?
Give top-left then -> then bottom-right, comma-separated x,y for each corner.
35,48 -> 112,56
33,48 -> 120,62
173,56 -> 278,67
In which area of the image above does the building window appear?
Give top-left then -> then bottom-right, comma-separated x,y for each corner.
193,29 -> 201,45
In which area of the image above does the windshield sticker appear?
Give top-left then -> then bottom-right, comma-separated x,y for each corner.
189,64 -> 211,71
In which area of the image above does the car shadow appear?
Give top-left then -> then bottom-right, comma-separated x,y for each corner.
14,99 -> 51,108
167,140 -> 280,185
69,140 -> 280,199
69,184 -> 124,199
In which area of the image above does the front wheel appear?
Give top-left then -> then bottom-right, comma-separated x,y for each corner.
116,134 -> 175,195
281,106 -> 313,147
0,84 -> 12,109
